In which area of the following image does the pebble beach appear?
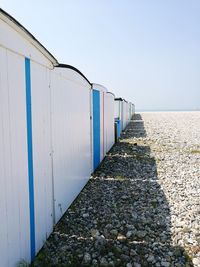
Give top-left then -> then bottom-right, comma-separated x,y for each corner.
32,112 -> 200,267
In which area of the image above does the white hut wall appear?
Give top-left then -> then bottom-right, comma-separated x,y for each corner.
105,93 -> 115,152
0,46 -> 31,267
92,84 -> 107,169
0,16 -> 55,267
122,101 -> 127,130
100,90 -> 106,161
50,68 -> 92,223
30,61 -> 53,254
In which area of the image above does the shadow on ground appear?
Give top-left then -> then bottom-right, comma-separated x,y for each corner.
32,114 -> 193,267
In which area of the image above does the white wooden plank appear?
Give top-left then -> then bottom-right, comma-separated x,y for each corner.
31,61 -> 53,252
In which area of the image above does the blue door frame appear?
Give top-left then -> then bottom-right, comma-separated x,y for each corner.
92,90 -> 100,170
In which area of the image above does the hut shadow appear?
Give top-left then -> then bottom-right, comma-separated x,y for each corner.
92,114 -> 193,266
32,114 -> 194,267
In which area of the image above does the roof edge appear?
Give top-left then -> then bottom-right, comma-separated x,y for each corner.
0,8 -> 58,65
115,97 -> 123,101
92,83 -> 108,92
56,64 -> 91,85
107,91 -> 115,97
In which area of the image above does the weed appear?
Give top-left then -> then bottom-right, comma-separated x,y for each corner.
190,149 -> 200,154
16,260 -> 29,267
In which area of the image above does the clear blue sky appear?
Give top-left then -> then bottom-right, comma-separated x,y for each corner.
1,0 -> 200,111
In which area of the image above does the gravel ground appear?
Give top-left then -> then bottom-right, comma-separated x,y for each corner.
32,112 -> 200,267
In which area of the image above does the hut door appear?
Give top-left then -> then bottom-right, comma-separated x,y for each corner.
92,89 -> 100,170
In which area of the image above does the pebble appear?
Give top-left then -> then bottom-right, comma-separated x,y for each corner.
161,261 -> 170,267
32,112 -> 199,267
126,231 -> 133,238
136,230 -> 147,238
193,258 -> 200,265
82,213 -> 89,218
90,228 -> 100,237
110,229 -> 118,236
82,252 -> 91,264
100,257 -> 108,266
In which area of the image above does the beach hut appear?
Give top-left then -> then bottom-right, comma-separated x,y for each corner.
104,92 -> 115,153
131,103 -> 135,118
92,84 -> 115,170
114,98 -> 123,137
122,99 -> 129,130
50,64 -> 92,224
128,102 -> 134,120
0,8 -> 58,266
0,8 -> 133,267
115,98 -> 129,131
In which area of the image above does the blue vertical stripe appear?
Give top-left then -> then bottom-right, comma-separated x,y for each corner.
93,90 -> 100,170
118,120 -> 121,137
25,58 -> 35,261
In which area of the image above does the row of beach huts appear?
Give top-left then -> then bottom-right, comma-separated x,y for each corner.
0,9 -> 135,266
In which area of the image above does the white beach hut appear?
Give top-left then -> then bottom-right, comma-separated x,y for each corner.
91,84 -> 115,170
114,97 -> 123,136
50,64 -> 92,224
122,99 -> 130,130
0,8 -> 58,266
104,92 -> 115,153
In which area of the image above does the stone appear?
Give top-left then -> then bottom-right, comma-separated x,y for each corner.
82,252 -> 91,264
82,213 -> 89,218
193,258 -> 200,266
121,195 -> 128,200
90,228 -> 100,237
161,261 -> 170,267
92,259 -> 98,265
136,230 -> 147,238
117,234 -> 126,241
110,229 -> 118,236
147,255 -> 155,262
126,231 -> 133,238
100,257 -> 109,266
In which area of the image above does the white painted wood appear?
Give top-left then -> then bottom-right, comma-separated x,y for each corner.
0,10 -> 55,265
105,93 -> 115,152
0,14 -> 55,68
31,61 -> 53,252
51,68 -> 92,223
92,84 -> 108,161
0,46 -> 10,267
0,47 -> 30,267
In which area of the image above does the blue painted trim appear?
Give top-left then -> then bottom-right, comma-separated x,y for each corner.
93,90 -> 100,170
115,118 -> 121,138
117,120 -> 121,138
25,58 -> 35,261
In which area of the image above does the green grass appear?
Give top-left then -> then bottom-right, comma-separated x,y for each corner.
115,175 -> 125,181
16,260 -> 29,267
